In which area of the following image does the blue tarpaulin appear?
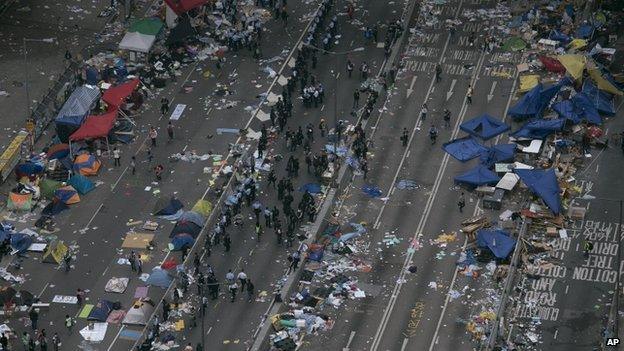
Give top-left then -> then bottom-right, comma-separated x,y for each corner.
362,185 -> 382,198
575,24 -> 594,39
443,137 -> 489,162
582,80 -> 615,115
511,119 -> 565,139
476,229 -> 516,259
10,233 -> 33,254
553,93 -> 602,125
171,233 -> 195,250
146,267 -> 173,288
153,197 -> 183,216
55,86 -> 101,127
479,144 -> 516,167
509,84 -> 542,119
338,223 -> 367,242
67,174 -> 95,195
299,183 -> 322,194
88,299 -> 113,321
454,165 -> 500,186
460,114 -> 510,140
549,30 -> 570,43
515,168 -> 561,214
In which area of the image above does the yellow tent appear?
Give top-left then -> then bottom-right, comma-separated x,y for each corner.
42,241 -> 68,264
558,54 -> 586,80
518,75 -> 540,93
587,68 -> 623,96
568,39 -> 587,50
192,199 -> 212,217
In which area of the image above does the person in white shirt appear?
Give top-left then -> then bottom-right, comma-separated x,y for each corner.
237,270 -> 248,292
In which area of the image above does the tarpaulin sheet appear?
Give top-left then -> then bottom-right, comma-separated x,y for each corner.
129,18 -> 163,36
479,144 -> 516,167
164,0 -> 208,15
146,267 -> 173,288
582,80 -> 615,115
166,15 -> 196,45
153,197 -> 183,216
558,55 -> 586,80
518,75 -> 540,93
55,86 -> 101,126
443,137 -> 488,162
501,37 -> 526,51
508,83 -> 542,119
69,109 -> 118,141
119,32 -> 156,53
587,67 -> 623,96
459,114 -> 510,140
568,39 -> 588,50
549,30 -> 570,43
552,93 -> 602,125
68,174 -> 95,195
103,79 -> 140,107
575,24 -> 594,39
476,229 -> 516,259
454,165 -> 500,186
538,56 -> 565,73
511,119 -> 565,139
515,168 -> 561,214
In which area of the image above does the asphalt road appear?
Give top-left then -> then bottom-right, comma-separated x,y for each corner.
299,0 -> 524,350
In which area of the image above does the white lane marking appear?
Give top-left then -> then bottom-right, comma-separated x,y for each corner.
84,203 -> 104,230
487,80 -> 497,102
445,78 -> 456,101
406,75 -> 417,98
111,166 -> 128,191
106,326 -> 125,351
400,338 -> 409,351
344,331 -> 356,350
38,282 -> 50,298
102,266 -> 110,277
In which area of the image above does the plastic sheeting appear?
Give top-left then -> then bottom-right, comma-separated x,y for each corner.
146,267 -> 173,288
443,137 -> 489,162
587,67 -> 623,96
538,56 -> 566,73
68,174 -> 95,195
558,54 -> 586,80
515,168 -> 561,214
88,299 -> 114,321
479,144 -> 516,168
582,80 -> 615,115
299,183 -> 322,194
454,165 -> 500,186
460,114 -> 510,140
476,229 -> 516,259
103,79 -> 141,107
69,109 -> 118,141
511,119 -> 565,139
518,75 -> 540,93
164,0 -> 208,15
552,93 -> 602,125
508,83 -> 542,119
153,197 -> 184,216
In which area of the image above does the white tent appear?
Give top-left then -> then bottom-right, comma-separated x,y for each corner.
118,32 -> 156,53
122,298 -> 155,326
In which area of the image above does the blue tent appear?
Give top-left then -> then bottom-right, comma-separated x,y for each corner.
153,197 -> 183,216
454,165 -> 500,186
476,229 -> 516,259
479,144 -> 516,167
549,30 -> 570,43
68,174 -> 95,195
170,221 -> 202,238
515,169 -> 561,214
537,79 -> 569,115
582,80 -> 615,115
362,185 -> 382,198
575,24 -> 594,39
178,211 -> 205,227
511,119 -> 565,139
508,83 -> 542,119
171,233 -> 195,251
460,114 -> 510,140
11,233 -> 33,254
55,86 -> 101,142
552,100 -> 581,124
299,183 -> 322,194
146,267 -> 173,288
443,137 -> 489,162
0,230 -> 9,243
42,199 -> 69,216
15,163 -> 45,177
553,93 -> 602,125
88,299 -> 113,321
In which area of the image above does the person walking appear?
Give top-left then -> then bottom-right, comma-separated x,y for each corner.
319,118 -> 327,137
346,59 -> 354,78
228,282 -> 238,302
583,240 -> 593,258
113,147 -> 121,166
65,315 -> 74,334
130,156 -> 136,175
0,332 -> 8,351
435,63 -> 442,82
160,98 -> 170,116
149,126 -> 158,146
76,288 -> 85,306
457,192 -> 465,213
420,103 -> 428,121
63,251 -> 72,272
400,128 -> 409,146
237,270 -> 248,292
443,109 -> 451,128
29,308 -> 39,331
428,124 -> 438,145
223,234 -> 231,252
289,250 -> 301,271
246,280 -> 255,302
167,122 -> 174,141
466,85 -> 473,104
353,89 -> 360,108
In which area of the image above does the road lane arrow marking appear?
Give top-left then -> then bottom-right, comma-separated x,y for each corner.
446,78 -> 456,101
406,76 -> 417,98
487,81 -> 497,102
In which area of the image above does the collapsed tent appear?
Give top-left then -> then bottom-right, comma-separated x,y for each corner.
73,154 -> 101,176
88,299 -> 114,321
459,114 -> 510,140
587,66 -> 623,96
191,199 -> 212,217
164,0 -> 208,15
15,163 -> 44,179
119,32 -> 156,53
511,119 -> 566,139
42,199 -> 69,216
476,229 -> 516,259
170,220 -> 201,238
508,83 -> 542,119
40,179 -> 63,200
54,185 -> 80,205
515,168 -> 561,214
123,298 -> 155,325
55,86 -> 101,142
69,109 -> 118,142
582,80 -> 615,115
548,30 -> 570,43
102,79 -> 141,108
11,233 -> 33,254
171,233 -> 195,251
153,197 -> 184,216
575,24 -> 594,39
42,240 -> 68,264
538,56 -> 566,73
178,211 -> 205,227
479,144 -> 517,167
454,165 -> 500,186
558,54 -> 587,80
7,192 -> 33,211
146,267 -> 173,288
166,15 -> 196,45
518,75 -> 540,93
552,94 -> 602,125
68,174 -> 95,195
46,143 -> 70,160
338,223 -> 367,243
443,137 -> 488,162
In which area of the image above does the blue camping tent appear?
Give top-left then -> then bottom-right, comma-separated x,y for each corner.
299,183 -> 322,194
10,233 -> 33,254
508,83 -> 542,119
443,137 -> 489,162
511,119 -> 565,139
552,93 -> 602,125
146,267 -> 173,288
153,197 -> 183,216
178,211 -> 205,227
479,144 -> 516,167
515,169 -> 561,214
582,80 -> 615,115
169,221 -> 202,238
55,86 -> 101,142
171,233 -> 195,251
454,165 -> 500,186
42,199 -> 69,216
88,299 -> 113,321
552,100 -> 581,124
476,229 -> 516,259
68,174 -> 95,195
460,114 -> 510,140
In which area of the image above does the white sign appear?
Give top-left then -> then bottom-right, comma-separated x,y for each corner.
169,104 -> 187,120
52,295 -> 78,304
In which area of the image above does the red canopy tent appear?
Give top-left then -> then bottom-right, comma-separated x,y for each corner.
69,109 -> 118,141
164,0 -> 209,15
102,79 -> 140,108
539,56 -> 566,73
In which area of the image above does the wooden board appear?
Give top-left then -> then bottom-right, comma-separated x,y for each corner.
122,233 -> 154,249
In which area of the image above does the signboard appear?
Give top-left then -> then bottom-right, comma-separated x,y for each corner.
169,104 -> 186,120
52,295 -> 78,304
0,131 -> 27,182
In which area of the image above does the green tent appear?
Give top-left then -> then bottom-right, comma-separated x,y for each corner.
501,37 -> 527,52
129,18 -> 163,36
40,179 -> 63,200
